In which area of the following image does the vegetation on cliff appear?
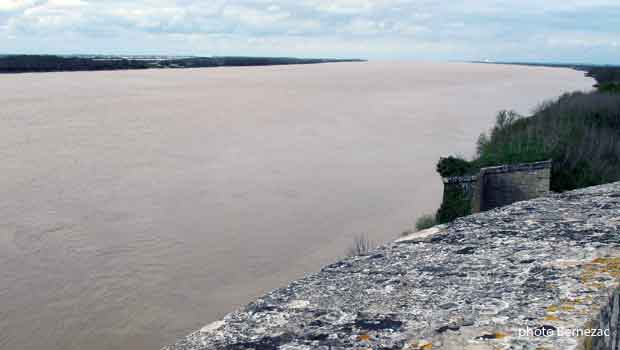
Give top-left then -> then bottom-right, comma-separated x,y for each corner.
475,91 -> 620,192
436,66 -> 620,223
587,66 -> 620,92
436,182 -> 475,223
414,214 -> 437,232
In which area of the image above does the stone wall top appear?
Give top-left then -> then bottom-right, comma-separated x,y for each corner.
164,181 -> 620,350
442,175 -> 478,184
442,160 -> 553,184
480,159 -> 552,175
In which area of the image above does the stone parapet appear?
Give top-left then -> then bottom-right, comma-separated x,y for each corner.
479,159 -> 552,175
440,160 -> 552,215
164,181 -> 620,350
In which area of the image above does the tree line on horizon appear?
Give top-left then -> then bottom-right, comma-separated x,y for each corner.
0,55 -> 363,73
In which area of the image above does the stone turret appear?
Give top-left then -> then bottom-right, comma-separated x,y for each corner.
441,160 -> 552,219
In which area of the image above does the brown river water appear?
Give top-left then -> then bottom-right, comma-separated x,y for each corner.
0,62 -> 593,350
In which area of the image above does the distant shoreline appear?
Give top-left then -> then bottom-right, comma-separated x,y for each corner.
0,54 -> 365,74
470,60 -> 620,69
471,60 -> 619,92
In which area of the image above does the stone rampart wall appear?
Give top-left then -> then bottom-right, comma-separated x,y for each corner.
480,160 -> 551,211
442,160 -> 552,215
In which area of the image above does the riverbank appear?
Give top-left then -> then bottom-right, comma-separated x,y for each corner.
0,54 -> 363,74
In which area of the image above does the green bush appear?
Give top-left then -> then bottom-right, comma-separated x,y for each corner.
436,185 -> 472,224
415,214 -> 437,231
598,83 -> 620,93
475,111 -> 551,167
436,156 -> 475,177
587,66 -> 620,90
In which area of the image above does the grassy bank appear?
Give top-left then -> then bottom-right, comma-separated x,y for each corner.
436,66 -> 620,223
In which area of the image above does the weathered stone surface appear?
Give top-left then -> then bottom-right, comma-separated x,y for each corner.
164,182 -> 620,350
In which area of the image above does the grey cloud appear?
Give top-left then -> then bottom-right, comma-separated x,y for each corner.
0,0 -> 618,63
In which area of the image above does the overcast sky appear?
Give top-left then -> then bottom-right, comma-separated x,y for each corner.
1,0 -> 618,64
